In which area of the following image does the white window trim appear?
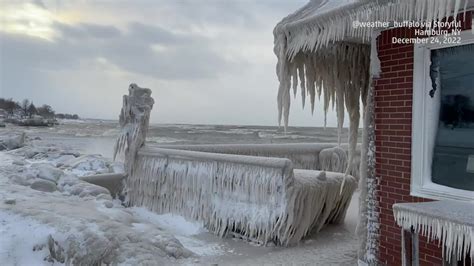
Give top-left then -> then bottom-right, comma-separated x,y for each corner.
412,30 -> 474,201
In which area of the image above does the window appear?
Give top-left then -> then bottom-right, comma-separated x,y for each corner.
412,30 -> 474,201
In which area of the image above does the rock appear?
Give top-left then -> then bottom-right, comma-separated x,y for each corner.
4,198 -> 16,205
0,132 -> 26,151
62,155 -> 111,176
104,201 -> 113,208
0,122 -> 5,128
32,163 -> 64,182
9,174 -> 33,186
54,155 -> 76,167
66,182 -> 111,198
60,151 -> 80,157
30,179 -> 57,192
25,149 -> 40,159
34,136 -> 42,140
12,160 -> 25,166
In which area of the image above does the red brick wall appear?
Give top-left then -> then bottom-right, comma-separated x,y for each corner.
374,13 -> 472,266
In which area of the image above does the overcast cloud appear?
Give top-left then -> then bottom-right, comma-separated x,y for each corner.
0,0 -> 349,127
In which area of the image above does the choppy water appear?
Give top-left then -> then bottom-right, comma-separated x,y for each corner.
4,119 -> 359,158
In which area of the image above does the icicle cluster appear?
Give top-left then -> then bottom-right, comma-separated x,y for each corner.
274,42 -> 369,186
155,143 -> 361,179
113,83 -> 154,177
273,0 -> 472,189
128,146 -> 357,246
393,201 -> 474,263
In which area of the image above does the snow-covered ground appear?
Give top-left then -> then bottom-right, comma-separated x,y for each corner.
0,121 -> 359,265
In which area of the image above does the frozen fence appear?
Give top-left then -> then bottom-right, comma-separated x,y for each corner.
127,147 -> 357,245
154,143 -> 361,179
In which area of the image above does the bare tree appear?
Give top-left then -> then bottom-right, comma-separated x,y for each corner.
27,102 -> 37,118
20,99 -> 30,117
37,104 -> 55,118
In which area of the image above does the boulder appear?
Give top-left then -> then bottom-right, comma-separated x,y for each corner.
0,132 -> 26,151
31,179 -> 57,192
30,163 -> 64,182
9,174 -> 34,186
62,155 -> 112,176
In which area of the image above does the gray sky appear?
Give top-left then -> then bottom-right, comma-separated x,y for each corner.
0,0 -> 346,127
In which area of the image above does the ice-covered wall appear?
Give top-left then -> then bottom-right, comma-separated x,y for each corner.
127,146 -> 357,246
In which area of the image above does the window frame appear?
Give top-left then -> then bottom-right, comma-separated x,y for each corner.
411,30 -> 474,201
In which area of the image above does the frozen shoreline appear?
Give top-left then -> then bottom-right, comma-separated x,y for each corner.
0,121 -> 358,265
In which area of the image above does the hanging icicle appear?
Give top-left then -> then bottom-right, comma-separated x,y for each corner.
394,201 -> 474,263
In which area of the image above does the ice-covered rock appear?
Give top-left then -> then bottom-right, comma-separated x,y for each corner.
9,174 -> 34,186
24,148 -> 40,159
54,155 -> 76,167
0,132 -> 26,151
59,151 -> 80,157
104,201 -> 113,208
12,160 -> 25,166
62,154 -> 112,176
58,176 -> 112,199
28,163 -> 64,183
4,198 -> 16,205
31,179 -> 57,192
37,165 -> 63,182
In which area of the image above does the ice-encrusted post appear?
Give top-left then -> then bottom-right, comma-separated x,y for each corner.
114,83 -> 154,177
357,31 -> 381,265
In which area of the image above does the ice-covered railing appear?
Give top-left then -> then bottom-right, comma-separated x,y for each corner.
127,146 -> 357,245
154,143 -> 361,179
114,84 -> 358,245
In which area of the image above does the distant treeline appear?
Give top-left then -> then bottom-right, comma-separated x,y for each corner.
0,98 -> 79,119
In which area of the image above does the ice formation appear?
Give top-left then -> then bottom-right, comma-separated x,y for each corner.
114,83 -> 154,177
274,0 -> 473,263
111,83 -> 359,245
273,0 -> 473,167
357,56 -> 379,264
156,143 -> 360,179
393,201 -> 474,263
127,146 -> 357,245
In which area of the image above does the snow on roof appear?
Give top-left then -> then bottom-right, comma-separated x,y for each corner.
275,0 -> 473,58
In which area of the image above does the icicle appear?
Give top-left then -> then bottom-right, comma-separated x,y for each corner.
454,0 -> 461,20
298,62 -> 306,108
393,202 -> 474,263
463,0 -> 468,21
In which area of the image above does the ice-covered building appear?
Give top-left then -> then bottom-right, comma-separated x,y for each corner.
274,0 -> 474,265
